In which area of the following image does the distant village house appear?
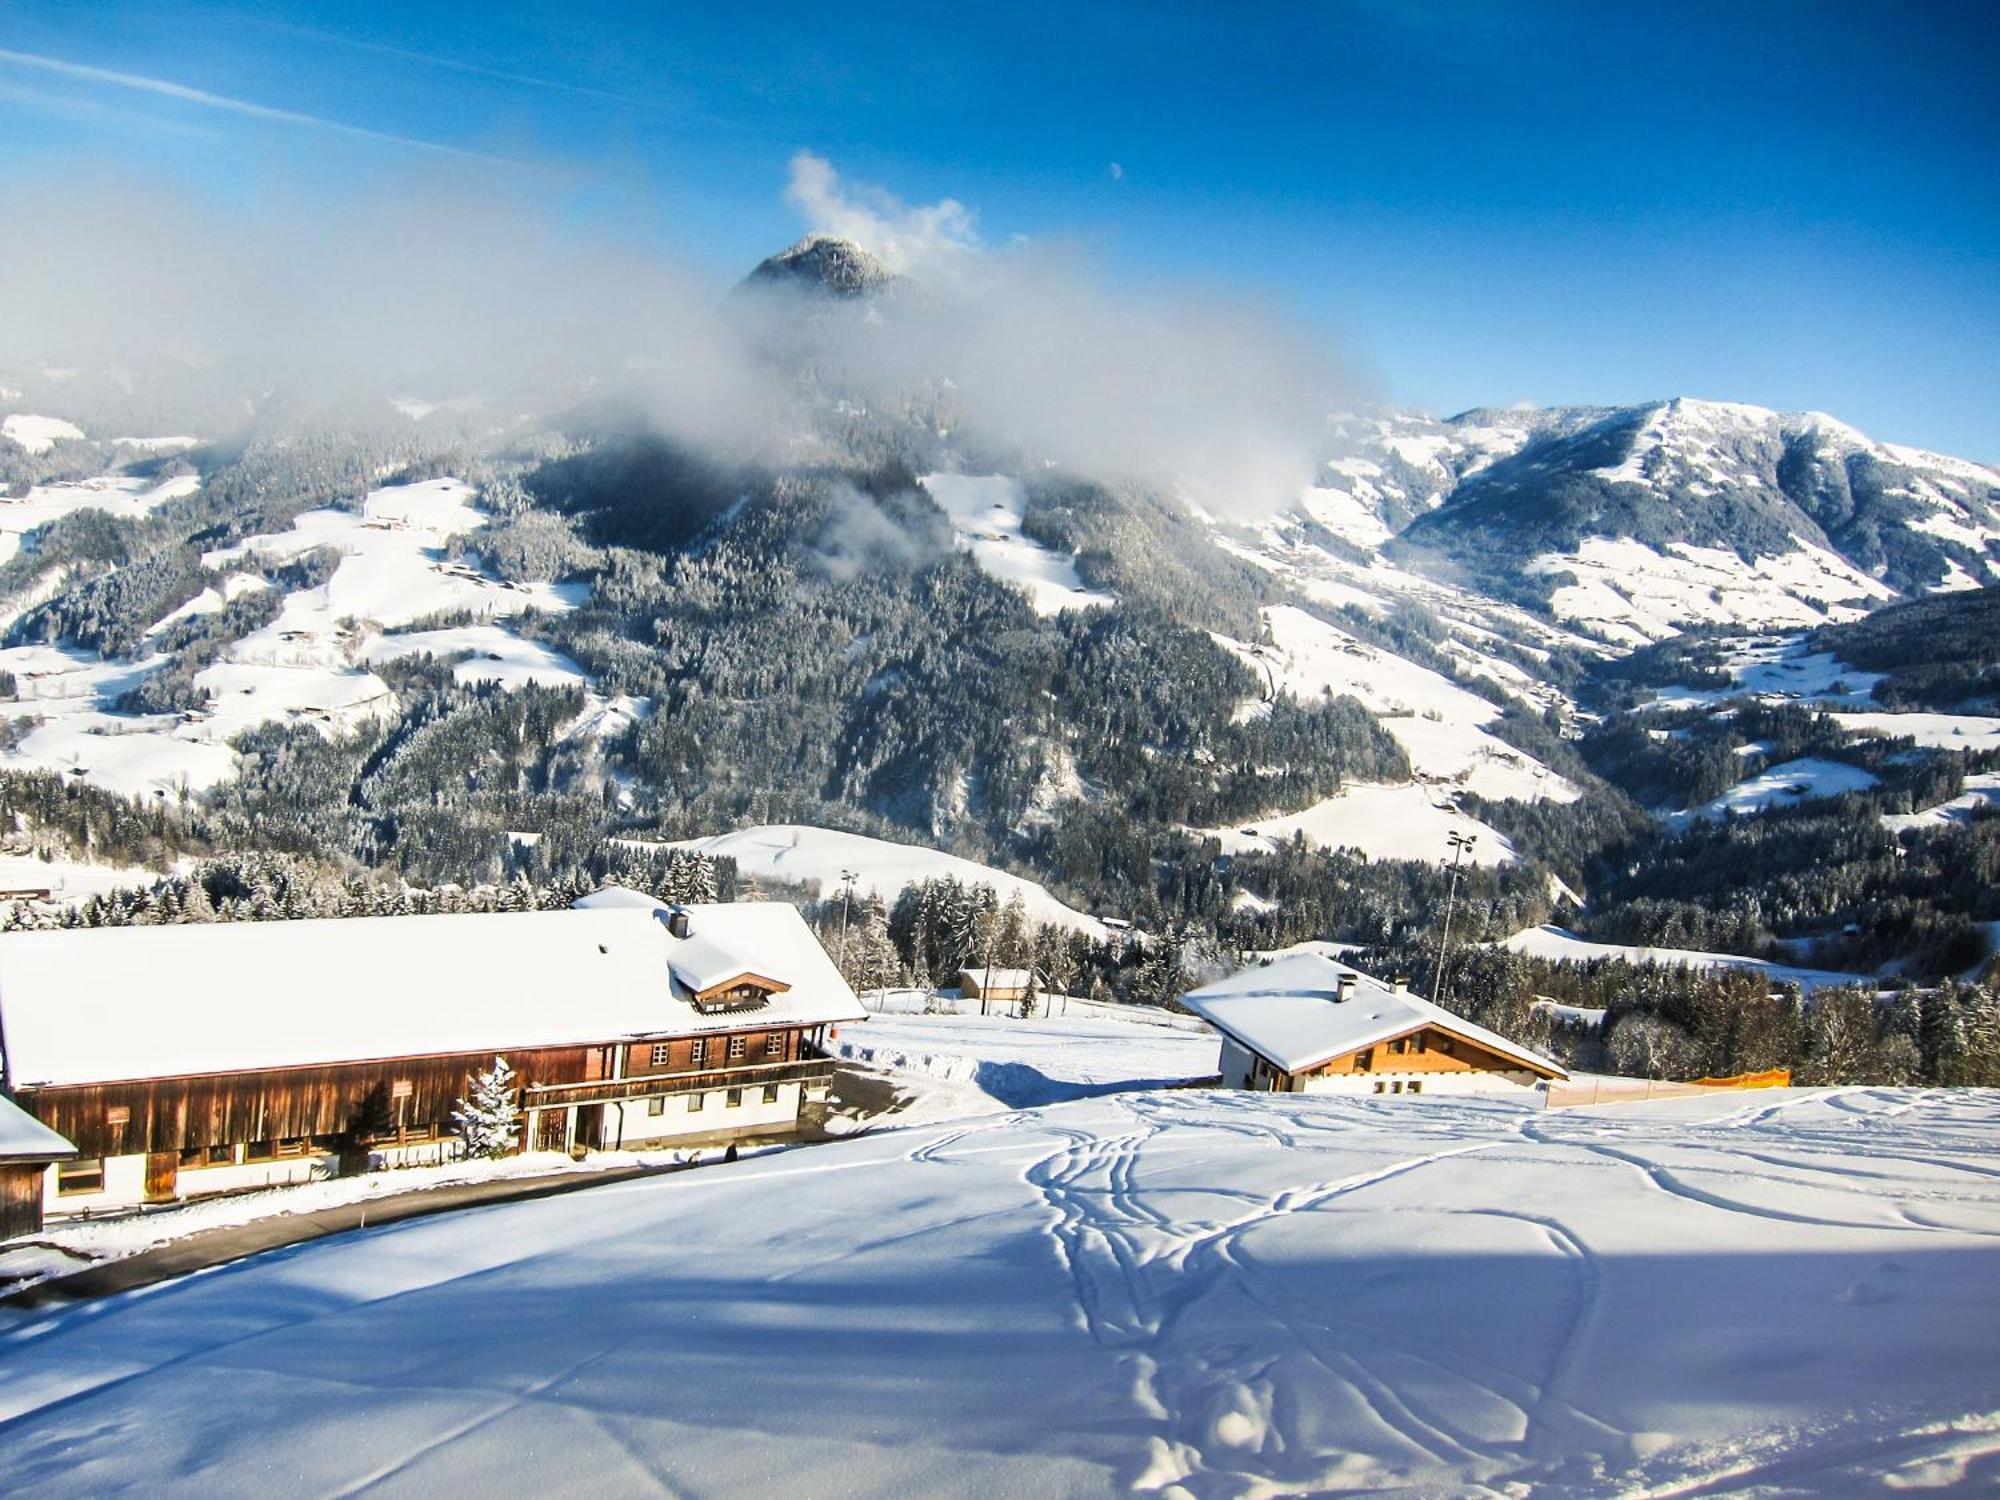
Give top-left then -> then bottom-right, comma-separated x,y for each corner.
957,967 -> 1034,1006
1181,953 -> 1567,1097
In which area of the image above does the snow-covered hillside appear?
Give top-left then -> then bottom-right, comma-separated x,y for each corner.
921,472 -> 1113,615
1528,535 -> 1892,647
1192,602 -> 1573,865
0,413 -> 85,454
0,473 -> 200,569
1333,396 -> 1999,642
0,477 -> 592,799
653,823 -> 1111,936
2,1089 -> 1993,1496
1503,925 -> 1871,992
1219,603 -> 1577,804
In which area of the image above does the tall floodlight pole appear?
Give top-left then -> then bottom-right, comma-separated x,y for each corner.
837,867 -> 858,994
1430,831 -> 1477,1004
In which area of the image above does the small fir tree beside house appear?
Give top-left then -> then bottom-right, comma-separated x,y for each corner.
452,1056 -> 522,1159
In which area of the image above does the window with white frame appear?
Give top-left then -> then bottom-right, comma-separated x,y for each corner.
649,1042 -> 672,1067
728,1036 -> 747,1061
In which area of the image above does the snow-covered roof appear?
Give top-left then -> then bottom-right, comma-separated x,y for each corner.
1180,953 -> 1566,1080
0,1091 -> 74,1161
0,902 -> 865,1089
961,967 -> 1033,990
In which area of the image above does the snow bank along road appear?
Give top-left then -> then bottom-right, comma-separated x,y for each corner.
0,1090 -> 1995,1496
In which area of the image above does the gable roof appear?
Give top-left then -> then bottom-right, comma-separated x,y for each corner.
1180,953 -> 1567,1080
959,967 -> 1032,990
0,901 -> 864,1090
0,1091 -> 74,1162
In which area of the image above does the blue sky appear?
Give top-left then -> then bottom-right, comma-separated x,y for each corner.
2,0 -> 1996,456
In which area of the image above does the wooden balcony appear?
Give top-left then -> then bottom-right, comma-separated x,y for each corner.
523,1053 -> 836,1110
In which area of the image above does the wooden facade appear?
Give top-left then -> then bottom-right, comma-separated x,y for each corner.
1243,1021 -> 1562,1094
0,1163 -> 47,1241
16,1020 -> 839,1207
1279,1026 -> 1543,1089
958,969 -> 1032,1003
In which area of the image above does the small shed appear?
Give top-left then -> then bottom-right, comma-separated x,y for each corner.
958,967 -> 1034,1004
0,1092 -> 75,1240
1181,953 -> 1566,1097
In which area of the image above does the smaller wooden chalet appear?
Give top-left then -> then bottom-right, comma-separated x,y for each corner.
1181,953 -> 1566,1097
0,1093 -> 75,1239
0,892 -> 865,1225
958,967 -> 1033,1005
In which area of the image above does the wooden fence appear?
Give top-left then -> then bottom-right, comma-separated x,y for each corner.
1546,1068 -> 1792,1109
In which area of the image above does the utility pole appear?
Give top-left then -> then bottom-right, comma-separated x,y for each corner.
1430,831 -> 1477,1005
836,868 -> 858,990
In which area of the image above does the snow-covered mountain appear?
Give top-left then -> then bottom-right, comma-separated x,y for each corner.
1301,397 -> 1998,644
740,233 -> 900,299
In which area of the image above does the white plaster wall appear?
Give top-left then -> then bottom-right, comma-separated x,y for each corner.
42,1152 -> 147,1215
608,1083 -> 802,1146
178,1155 -> 334,1195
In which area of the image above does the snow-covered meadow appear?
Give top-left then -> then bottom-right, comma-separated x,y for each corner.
830,1002 -> 1218,1120
0,477 -> 597,799
1197,602 -> 1577,866
921,472 -> 1113,615
1502,925 -> 1871,993
657,823 -> 1111,936
1,1087 -> 1994,1496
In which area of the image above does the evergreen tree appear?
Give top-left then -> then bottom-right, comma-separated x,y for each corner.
452,1056 -> 522,1159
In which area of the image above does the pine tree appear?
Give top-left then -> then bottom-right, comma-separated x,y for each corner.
1918,983 -> 1972,1085
452,1056 -> 522,1159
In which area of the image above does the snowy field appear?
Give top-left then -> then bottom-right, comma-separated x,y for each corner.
921,472 -> 1113,615
1884,773 -> 2000,834
1196,600 -> 1578,866
1216,604 -> 1579,805
0,472 -> 200,567
1504,925 -> 1871,992
832,1008 -> 1218,1116
1681,755 -> 1882,823
1204,782 -> 1518,866
0,477 -> 592,799
1649,635 -> 1885,713
1528,536 -> 1890,647
1832,711 -> 2000,755
0,413 -> 85,455
1,1088 -> 1994,1496
656,823 -> 1110,936
0,849 -> 166,906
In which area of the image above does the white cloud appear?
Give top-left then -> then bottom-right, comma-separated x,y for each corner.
1107,161 -> 1124,182
784,151 -> 978,274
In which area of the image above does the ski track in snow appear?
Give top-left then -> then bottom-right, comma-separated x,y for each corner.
0,1089 -> 1996,1496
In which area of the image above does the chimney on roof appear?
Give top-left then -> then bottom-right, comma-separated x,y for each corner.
667,907 -> 692,940
1336,973 -> 1356,1004
1391,974 -> 1410,999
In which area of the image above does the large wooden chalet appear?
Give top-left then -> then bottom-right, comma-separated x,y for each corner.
1181,952 -> 1567,1097
0,890 -> 865,1233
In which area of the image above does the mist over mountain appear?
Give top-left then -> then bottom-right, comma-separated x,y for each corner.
1,200 -> 1996,1012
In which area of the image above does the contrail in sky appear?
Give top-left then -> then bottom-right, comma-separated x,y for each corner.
251,19 -> 642,107
0,47 -> 524,166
